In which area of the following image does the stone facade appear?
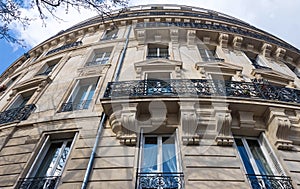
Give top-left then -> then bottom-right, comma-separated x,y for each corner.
0,4 -> 300,189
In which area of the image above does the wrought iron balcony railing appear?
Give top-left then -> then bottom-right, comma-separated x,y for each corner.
0,104 -> 36,125
60,100 -> 92,112
146,55 -> 170,59
137,172 -> 184,189
103,79 -> 300,104
247,174 -> 293,189
46,41 -> 82,55
16,176 -> 60,189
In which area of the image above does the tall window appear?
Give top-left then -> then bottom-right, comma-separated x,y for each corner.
61,77 -> 98,112
101,28 -> 118,40
7,90 -> 35,110
244,52 -> 270,69
36,58 -> 61,76
198,45 -> 219,61
145,72 -> 172,95
235,134 -> 292,189
16,134 -> 76,189
86,48 -> 112,66
147,44 -> 169,59
138,135 -> 184,189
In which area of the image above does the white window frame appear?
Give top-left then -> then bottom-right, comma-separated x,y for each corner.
25,133 -> 77,188
235,133 -> 285,176
65,77 -> 99,110
147,44 -> 169,58
101,28 -> 118,40
138,130 -> 182,173
86,49 -> 112,66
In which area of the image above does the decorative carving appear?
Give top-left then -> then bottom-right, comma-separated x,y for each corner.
109,104 -> 138,145
233,36 -> 243,50
265,108 -> 293,150
179,102 -> 199,145
275,47 -> 286,60
187,30 -> 196,46
170,29 -> 179,43
219,33 -> 229,48
275,117 -> 293,150
214,104 -> 233,146
261,43 -> 272,57
136,30 -> 145,44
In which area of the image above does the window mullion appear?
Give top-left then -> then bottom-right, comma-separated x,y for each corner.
49,141 -> 68,176
158,136 -> 162,173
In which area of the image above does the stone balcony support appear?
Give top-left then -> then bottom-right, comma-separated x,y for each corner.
214,103 -> 233,146
265,107 -> 293,150
179,102 -> 199,145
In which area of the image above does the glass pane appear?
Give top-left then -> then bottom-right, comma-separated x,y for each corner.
247,139 -> 273,175
235,138 -> 256,175
83,84 -> 96,109
141,137 -> 158,173
53,141 -> 71,176
35,142 -> 62,177
72,85 -> 89,105
162,136 -> 177,173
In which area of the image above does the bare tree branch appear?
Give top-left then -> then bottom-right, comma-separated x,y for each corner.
0,0 -> 128,46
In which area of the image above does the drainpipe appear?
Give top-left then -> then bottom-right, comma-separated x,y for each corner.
81,24 -> 132,189
114,25 -> 132,82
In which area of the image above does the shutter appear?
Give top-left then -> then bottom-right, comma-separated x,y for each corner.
259,133 -> 285,175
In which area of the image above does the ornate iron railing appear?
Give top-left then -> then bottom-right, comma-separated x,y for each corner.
0,104 -> 36,125
146,55 -> 170,59
46,41 -> 82,55
247,174 -> 293,189
60,100 -> 92,112
16,176 -> 60,189
137,172 -> 184,189
103,79 -> 300,104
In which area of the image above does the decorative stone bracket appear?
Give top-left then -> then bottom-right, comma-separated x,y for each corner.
265,108 -> 293,150
109,104 -> 138,145
179,102 -> 199,145
214,103 -> 233,146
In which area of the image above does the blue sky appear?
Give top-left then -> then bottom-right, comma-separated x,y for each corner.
1,0 -> 300,76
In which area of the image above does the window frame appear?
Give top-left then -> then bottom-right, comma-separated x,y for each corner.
25,133 -> 77,180
61,77 -> 99,112
138,130 -> 182,174
101,28 -> 118,41
147,44 -> 169,59
234,133 -> 285,177
86,48 -> 113,66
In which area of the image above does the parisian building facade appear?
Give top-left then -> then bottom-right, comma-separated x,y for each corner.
0,4 -> 300,189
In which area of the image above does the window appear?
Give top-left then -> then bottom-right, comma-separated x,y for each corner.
61,77 -> 98,112
145,72 -> 173,95
147,44 -> 169,59
4,75 -> 19,89
235,134 -> 292,189
36,58 -> 61,76
86,48 -> 112,66
198,44 -> 221,62
7,90 -> 35,110
138,135 -> 184,189
244,52 -> 270,69
16,134 -> 77,189
101,28 -> 118,40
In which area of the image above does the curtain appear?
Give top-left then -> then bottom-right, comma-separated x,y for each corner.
162,136 -> 177,173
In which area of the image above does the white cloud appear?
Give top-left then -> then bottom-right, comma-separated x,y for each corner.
10,0 -> 300,50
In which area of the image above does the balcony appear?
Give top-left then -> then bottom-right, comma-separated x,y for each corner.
60,100 -> 91,112
137,172 -> 184,189
16,176 -> 60,189
247,174 -> 293,189
0,104 -> 36,125
146,55 -> 170,59
103,79 -> 300,104
46,41 -> 82,56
